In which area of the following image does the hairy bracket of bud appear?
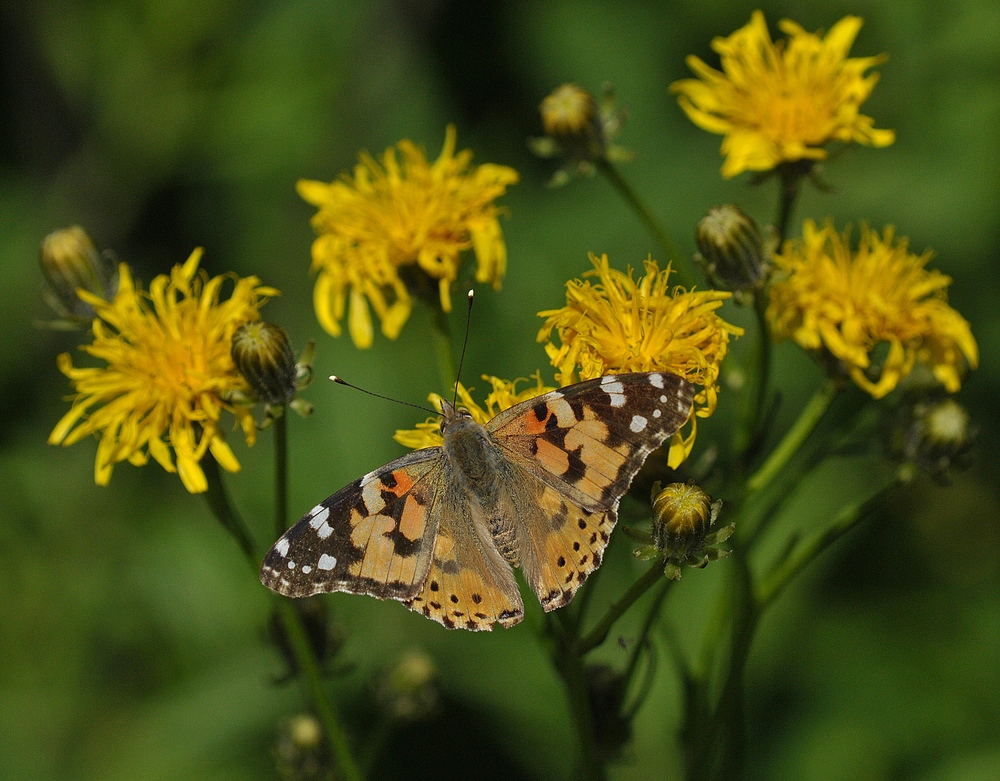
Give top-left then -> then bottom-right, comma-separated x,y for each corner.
629,482 -> 733,580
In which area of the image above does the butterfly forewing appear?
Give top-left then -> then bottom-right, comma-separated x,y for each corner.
489,372 -> 695,511
260,449 -> 443,600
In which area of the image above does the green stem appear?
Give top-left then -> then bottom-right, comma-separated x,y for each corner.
429,304 -> 457,394
745,379 -> 839,498
733,296 -> 773,462
622,578 -> 671,694
551,612 -> 605,781
202,454 -> 259,563
757,481 -> 898,607
775,163 -> 807,243
699,552 -> 757,780
201,456 -> 364,781
579,560 -> 666,654
274,409 -> 289,537
596,159 -> 693,287
274,599 -> 365,781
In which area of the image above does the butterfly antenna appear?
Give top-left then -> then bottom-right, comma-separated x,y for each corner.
452,289 -> 475,407
329,376 -> 437,417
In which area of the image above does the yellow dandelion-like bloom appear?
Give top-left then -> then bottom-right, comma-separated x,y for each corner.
298,125 -> 519,348
395,373 -> 555,450
48,249 -> 278,493
671,10 -> 895,179
537,253 -> 743,466
767,219 -> 978,398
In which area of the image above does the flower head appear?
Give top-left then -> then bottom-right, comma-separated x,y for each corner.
671,11 -> 895,178
537,253 -> 743,466
298,126 -> 519,348
48,250 -> 278,493
767,219 -> 978,398
395,373 -> 554,450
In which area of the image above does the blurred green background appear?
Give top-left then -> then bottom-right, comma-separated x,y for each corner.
2,1 -> 998,779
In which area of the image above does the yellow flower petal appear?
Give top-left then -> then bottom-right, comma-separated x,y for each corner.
49,251 -> 275,492
538,253 -> 742,464
768,219 -> 978,398
299,126 -> 518,347
671,11 -> 894,178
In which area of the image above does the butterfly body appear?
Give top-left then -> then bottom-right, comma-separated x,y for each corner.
261,372 -> 694,631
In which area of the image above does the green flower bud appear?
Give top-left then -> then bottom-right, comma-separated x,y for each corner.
634,482 -> 733,580
695,205 -> 770,296
39,226 -> 118,323
231,321 -> 297,405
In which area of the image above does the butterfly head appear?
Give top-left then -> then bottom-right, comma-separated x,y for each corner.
438,398 -> 475,434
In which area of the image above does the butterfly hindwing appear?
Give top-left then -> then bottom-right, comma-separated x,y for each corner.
260,449 -> 443,600
403,466 -> 524,631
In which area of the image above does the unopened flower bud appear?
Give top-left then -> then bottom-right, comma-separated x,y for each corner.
39,226 -> 118,322
540,83 -> 603,153
695,205 -> 770,296
232,321 -> 297,405
531,83 -> 632,185
634,482 -> 733,580
275,713 -> 328,780
889,397 -> 977,484
377,650 -> 439,721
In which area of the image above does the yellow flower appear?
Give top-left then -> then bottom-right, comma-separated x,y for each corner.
48,249 -> 278,493
298,125 -> 519,348
671,11 -> 895,178
395,373 -> 555,450
767,219 -> 978,398
537,253 -> 743,466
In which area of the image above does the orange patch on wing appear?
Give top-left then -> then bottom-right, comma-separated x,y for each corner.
386,469 -> 414,497
534,438 -> 570,475
520,408 -> 552,435
354,515 -> 397,581
385,543 -> 420,586
398,495 -> 427,541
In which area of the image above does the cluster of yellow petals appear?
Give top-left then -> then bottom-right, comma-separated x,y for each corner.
298,125 -> 519,348
671,10 -> 895,178
537,253 -> 743,466
394,373 -> 555,451
49,250 -> 278,493
767,219 -> 978,398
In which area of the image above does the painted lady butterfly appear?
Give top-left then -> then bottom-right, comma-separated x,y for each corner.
260,372 -> 694,631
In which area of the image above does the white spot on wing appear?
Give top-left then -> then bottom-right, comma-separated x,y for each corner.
660,395 -> 668,403
630,414 -> 648,433
653,409 -> 662,418
318,553 -> 337,571
301,565 -> 313,574
649,373 -> 664,389
316,520 -> 333,540
600,376 -> 627,408
287,560 -> 296,570
309,505 -> 331,529
275,538 -> 290,557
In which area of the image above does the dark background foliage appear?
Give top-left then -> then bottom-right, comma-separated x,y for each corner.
1,1 -> 998,779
